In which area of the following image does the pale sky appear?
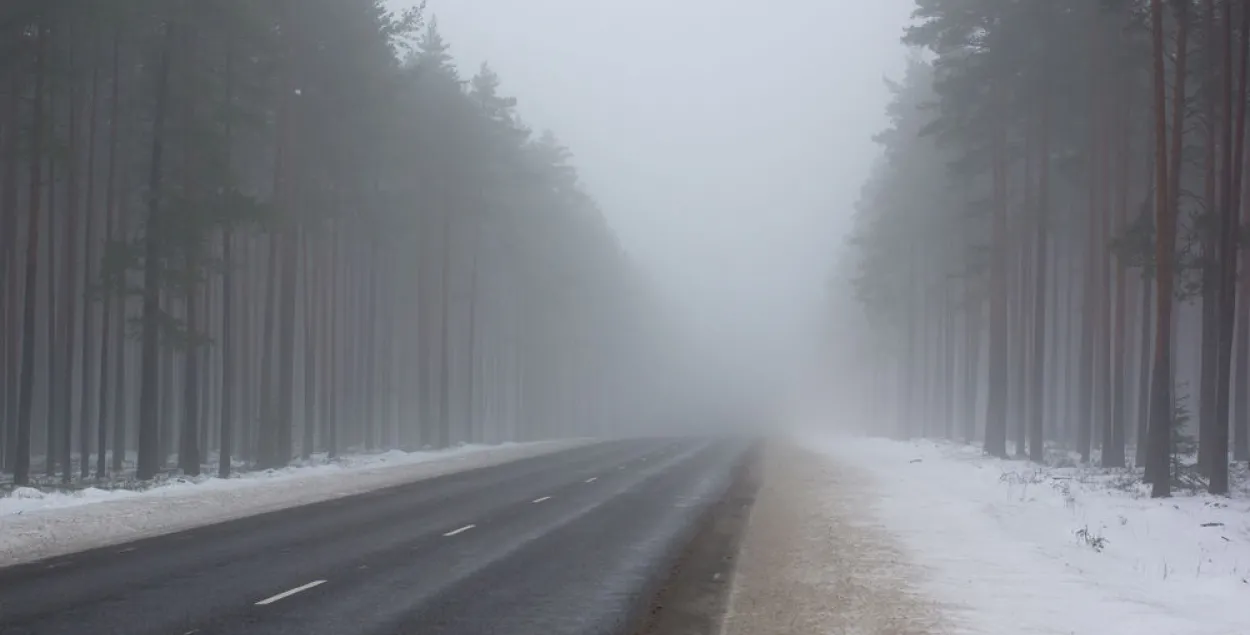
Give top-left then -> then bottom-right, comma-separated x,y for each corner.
388,0 -> 915,397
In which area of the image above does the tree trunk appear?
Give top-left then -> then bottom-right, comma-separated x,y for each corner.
902,244 -> 918,439
60,42 -> 86,485
1146,0 -> 1182,497
2,72 -> 21,473
317,234 -> 332,452
45,81 -> 59,479
1078,203 -> 1096,463
13,22 -> 47,486
465,243 -> 480,443
1063,243 -> 1079,447
964,288 -> 982,443
1029,47 -> 1051,463
325,223 -> 339,459
438,208 -> 454,448
301,231 -> 316,460
179,35 -> 202,476
1237,140 -> 1250,462
1199,0 -> 1220,477
79,40 -> 101,480
1106,67 -> 1131,468
136,20 -> 174,481
1136,149 -> 1158,469
220,228 -> 235,477
274,157 -> 298,466
180,254 -> 201,476
368,237 -> 382,448
256,233 -> 280,467
1210,0 -> 1249,495
96,28 -> 122,479
237,236 -> 254,463
1234,289 -> 1250,461
985,84 -> 1009,458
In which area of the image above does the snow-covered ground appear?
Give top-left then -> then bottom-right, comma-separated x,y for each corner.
808,435 -> 1250,635
0,440 -> 588,568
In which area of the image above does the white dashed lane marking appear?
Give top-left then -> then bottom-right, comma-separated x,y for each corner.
443,524 -> 476,537
255,580 -> 326,606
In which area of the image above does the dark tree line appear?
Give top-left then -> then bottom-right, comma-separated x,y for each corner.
845,0 -> 1250,496
0,1 -> 672,486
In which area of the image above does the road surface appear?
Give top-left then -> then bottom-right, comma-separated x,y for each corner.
0,438 -> 751,635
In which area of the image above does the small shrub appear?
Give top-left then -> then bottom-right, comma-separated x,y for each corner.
1000,470 -> 1046,501
1075,525 -> 1108,552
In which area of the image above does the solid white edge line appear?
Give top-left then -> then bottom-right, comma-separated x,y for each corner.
585,477 -> 597,483
532,496 -> 552,504
443,524 -> 476,537
255,579 -> 327,606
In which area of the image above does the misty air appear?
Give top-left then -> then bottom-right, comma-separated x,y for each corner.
0,1 -> 1248,634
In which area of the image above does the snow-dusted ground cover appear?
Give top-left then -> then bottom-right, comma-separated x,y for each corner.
807,435 -> 1250,635
0,439 -> 588,567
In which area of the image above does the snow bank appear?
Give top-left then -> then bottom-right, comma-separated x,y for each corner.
808,435 -> 1250,635
0,440 -> 589,568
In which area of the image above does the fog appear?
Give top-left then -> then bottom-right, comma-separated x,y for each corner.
392,0 -> 914,415
0,1 -> 918,490
3,7 -> 1242,634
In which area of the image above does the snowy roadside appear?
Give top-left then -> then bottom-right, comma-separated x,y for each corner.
808,435 -> 1250,635
0,439 -> 590,568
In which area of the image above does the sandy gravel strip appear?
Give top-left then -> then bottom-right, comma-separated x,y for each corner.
721,443 -> 953,635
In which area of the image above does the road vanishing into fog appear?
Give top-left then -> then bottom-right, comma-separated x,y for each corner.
0,438 -> 751,635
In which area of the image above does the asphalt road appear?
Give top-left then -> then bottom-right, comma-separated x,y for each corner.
0,438 -> 752,635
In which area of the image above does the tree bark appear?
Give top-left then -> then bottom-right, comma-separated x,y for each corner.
96,27 -> 122,479
79,38 -> 101,480
1106,61 -> 1131,468
1030,40 -> 1051,463
45,79 -> 59,479
180,253 -> 201,476
1199,0 -> 1220,477
220,228 -> 235,477
438,207 -> 454,449
1210,0 -> 1249,494
13,22 -> 47,486
136,19 -> 175,481
984,81 -> 1009,458
2,71 -> 21,473
301,230 -> 316,460
325,223 -> 339,459
1146,0 -> 1182,497
256,233 -> 280,467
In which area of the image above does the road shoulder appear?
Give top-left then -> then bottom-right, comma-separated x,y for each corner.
719,442 -> 953,635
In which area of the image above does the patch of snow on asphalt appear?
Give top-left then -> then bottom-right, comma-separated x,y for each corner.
0,440 -> 588,567
809,436 -> 1250,635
